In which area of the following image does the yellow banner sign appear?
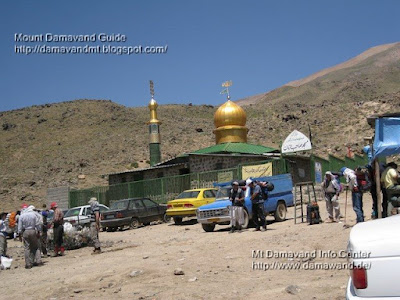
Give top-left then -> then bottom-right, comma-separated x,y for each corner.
242,162 -> 273,179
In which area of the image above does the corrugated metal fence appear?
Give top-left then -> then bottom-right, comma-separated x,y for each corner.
310,154 -> 368,183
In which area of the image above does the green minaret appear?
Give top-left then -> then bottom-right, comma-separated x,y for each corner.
148,81 -> 161,166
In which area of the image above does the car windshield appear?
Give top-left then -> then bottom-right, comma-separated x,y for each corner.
64,208 -> 81,217
176,191 -> 200,199
110,200 -> 129,210
215,186 -> 247,200
215,187 -> 230,201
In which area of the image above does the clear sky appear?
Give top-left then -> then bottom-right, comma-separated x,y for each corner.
1,0 -> 399,111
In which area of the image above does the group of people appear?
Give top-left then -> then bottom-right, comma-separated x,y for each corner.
0,197 -> 102,270
321,162 -> 400,224
228,179 -> 267,233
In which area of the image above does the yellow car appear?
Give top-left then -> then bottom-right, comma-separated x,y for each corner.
167,188 -> 217,224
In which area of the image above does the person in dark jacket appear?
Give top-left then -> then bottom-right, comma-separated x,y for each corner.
228,182 -> 245,233
51,202 -> 64,256
247,179 -> 266,232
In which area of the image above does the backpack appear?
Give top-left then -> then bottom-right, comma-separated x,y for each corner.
257,182 -> 274,200
307,202 -> 321,225
356,172 -> 371,192
9,212 -> 17,228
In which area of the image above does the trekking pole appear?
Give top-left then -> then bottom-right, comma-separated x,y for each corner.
343,185 -> 350,229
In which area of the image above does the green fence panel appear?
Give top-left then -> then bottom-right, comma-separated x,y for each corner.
311,155 -> 330,183
69,158 -> 289,208
354,154 -> 368,167
345,157 -> 357,171
329,155 -> 345,173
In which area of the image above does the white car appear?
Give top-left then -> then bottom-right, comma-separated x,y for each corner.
63,204 -> 109,227
346,215 -> 400,299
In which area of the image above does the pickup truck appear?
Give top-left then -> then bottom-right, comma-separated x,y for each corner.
196,173 -> 294,232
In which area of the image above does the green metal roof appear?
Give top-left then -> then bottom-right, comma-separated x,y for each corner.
190,143 -> 278,155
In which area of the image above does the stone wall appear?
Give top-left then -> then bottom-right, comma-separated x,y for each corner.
188,155 -> 267,173
47,186 -> 70,210
109,164 -> 186,185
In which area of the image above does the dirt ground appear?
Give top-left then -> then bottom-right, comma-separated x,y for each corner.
1,193 -> 375,300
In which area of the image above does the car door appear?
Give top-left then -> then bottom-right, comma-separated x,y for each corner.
129,199 -> 147,221
82,207 -> 91,226
203,189 -> 216,204
141,198 -> 160,222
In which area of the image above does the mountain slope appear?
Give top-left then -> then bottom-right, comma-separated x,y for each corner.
1,42 -> 400,211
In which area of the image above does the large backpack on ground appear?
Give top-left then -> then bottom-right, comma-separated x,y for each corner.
307,202 -> 321,225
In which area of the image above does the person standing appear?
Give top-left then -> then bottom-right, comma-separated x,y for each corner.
0,213 -> 8,259
41,204 -> 49,257
321,172 -> 341,223
247,179 -> 266,232
228,182 -> 245,233
51,202 -> 65,256
89,197 -> 101,254
342,167 -> 363,223
17,206 -> 43,269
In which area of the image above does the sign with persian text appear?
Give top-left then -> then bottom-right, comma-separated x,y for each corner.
242,162 -> 273,179
281,130 -> 312,154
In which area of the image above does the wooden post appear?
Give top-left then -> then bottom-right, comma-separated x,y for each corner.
374,158 -> 382,219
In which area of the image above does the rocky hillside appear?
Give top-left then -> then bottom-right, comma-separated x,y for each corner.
1,42 -> 400,211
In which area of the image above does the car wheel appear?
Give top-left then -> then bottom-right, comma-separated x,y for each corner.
129,218 -> 140,229
173,217 -> 183,225
163,213 -> 171,223
274,201 -> 287,222
202,223 -> 215,232
242,209 -> 250,229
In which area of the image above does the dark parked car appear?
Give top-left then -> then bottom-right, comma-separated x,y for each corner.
100,198 -> 168,231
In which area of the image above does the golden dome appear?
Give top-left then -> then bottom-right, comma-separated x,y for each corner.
214,100 -> 246,127
213,100 -> 248,144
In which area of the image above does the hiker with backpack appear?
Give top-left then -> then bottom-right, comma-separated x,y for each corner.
341,167 -> 370,223
321,171 -> 342,223
228,181 -> 245,233
247,179 -> 267,232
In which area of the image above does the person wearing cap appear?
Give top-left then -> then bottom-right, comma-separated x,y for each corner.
88,197 -> 101,254
17,205 -> 43,269
228,181 -> 245,233
321,171 -> 341,223
51,202 -> 65,256
247,179 -> 267,232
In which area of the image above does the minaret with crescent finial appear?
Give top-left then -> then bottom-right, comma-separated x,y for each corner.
148,80 -> 161,166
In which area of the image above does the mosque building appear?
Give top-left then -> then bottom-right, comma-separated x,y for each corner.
108,94 -> 311,185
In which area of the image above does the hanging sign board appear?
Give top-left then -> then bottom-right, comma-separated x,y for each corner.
281,130 -> 312,154
242,162 -> 273,179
